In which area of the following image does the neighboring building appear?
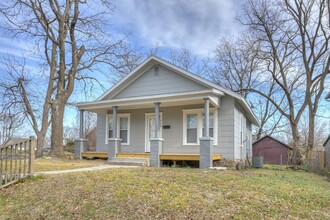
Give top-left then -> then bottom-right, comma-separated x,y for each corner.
324,135 -> 330,171
86,127 -> 96,151
75,56 -> 259,167
253,135 -> 292,164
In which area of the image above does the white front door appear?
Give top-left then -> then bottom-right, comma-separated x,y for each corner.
145,114 -> 162,152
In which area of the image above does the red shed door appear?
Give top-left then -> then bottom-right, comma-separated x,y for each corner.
262,149 -> 287,164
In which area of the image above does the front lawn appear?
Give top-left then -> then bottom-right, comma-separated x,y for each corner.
0,167 -> 329,219
34,157 -> 105,172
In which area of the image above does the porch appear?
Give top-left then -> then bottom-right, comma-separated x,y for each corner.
81,152 -> 221,163
75,90 -> 222,168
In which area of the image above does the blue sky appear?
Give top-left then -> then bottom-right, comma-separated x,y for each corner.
111,0 -> 242,57
0,0 -> 329,137
0,0 -> 244,134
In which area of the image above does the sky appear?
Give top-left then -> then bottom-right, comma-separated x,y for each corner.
0,0 -> 329,139
111,0 -> 242,57
0,0 -> 245,137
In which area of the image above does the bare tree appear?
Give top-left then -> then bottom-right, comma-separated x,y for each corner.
211,36 -> 262,98
0,107 -> 25,146
0,0 -> 138,157
210,36 -> 286,140
169,48 -> 210,76
239,0 -> 330,164
0,57 -> 48,157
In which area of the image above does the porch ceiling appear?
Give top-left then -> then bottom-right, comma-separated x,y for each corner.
75,90 -> 222,114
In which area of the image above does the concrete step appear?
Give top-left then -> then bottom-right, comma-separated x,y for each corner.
107,157 -> 149,166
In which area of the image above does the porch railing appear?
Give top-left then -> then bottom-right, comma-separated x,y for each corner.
0,137 -> 36,189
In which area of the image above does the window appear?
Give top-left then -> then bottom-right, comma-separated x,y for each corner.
108,117 -> 113,139
187,114 -> 198,143
106,114 -> 130,145
183,109 -> 217,145
120,117 -> 128,144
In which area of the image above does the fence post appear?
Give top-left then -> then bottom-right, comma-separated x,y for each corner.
28,137 -> 36,175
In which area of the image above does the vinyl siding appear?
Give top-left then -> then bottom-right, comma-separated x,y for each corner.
111,65 -> 208,99
233,101 -> 253,160
96,114 -> 108,152
95,97 -> 247,159
217,96 -> 235,159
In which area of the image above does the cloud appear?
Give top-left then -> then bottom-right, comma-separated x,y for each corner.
112,0 -> 242,56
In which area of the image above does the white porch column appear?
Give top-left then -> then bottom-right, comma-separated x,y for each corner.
108,106 -> 121,160
154,102 -> 160,138
150,102 -> 163,167
79,109 -> 85,138
112,106 -> 118,138
74,109 -> 88,159
200,97 -> 213,168
203,97 -> 210,137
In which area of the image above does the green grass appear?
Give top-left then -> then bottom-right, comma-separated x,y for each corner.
0,167 -> 329,219
34,157 -> 105,172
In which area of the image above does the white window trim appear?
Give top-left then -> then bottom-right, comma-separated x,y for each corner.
182,108 -> 218,146
105,113 -> 131,145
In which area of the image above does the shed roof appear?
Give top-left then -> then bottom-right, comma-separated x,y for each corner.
253,135 -> 292,149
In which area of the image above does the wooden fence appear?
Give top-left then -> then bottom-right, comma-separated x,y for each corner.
0,137 -> 36,189
305,150 -> 325,172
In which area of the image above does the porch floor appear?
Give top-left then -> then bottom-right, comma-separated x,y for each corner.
81,152 -> 221,161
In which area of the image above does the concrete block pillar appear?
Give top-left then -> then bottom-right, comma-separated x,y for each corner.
200,137 -> 213,168
150,138 -> 163,167
108,138 -> 121,160
74,139 -> 88,159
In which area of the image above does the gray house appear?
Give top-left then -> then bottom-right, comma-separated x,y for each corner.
75,56 -> 259,168
324,136 -> 330,171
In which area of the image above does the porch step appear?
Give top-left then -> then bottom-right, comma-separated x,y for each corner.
107,158 -> 149,167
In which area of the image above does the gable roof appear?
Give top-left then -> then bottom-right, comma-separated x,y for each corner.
98,56 -> 239,101
79,55 -> 260,126
324,135 -> 330,146
326,92 -> 330,101
253,135 -> 292,149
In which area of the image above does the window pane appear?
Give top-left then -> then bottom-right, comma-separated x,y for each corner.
187,128 -> 197,143
209,113 -> 214,128
209,128 -> 213,138
120,117 -> 128,129
187,114 -> 197,128
109,117 -> 113,139
120,130 -> 128,143
109,117 -> 113,129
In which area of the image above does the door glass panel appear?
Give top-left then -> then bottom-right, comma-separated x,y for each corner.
149,117 -> 155,138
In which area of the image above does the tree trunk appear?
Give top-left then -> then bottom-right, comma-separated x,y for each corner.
291,122 -> 303,165
306,109 -> 315,158
49,100 -> 65,158
35,133 -> 45,158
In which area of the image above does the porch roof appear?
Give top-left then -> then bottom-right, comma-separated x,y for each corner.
75,89 -> 221,114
